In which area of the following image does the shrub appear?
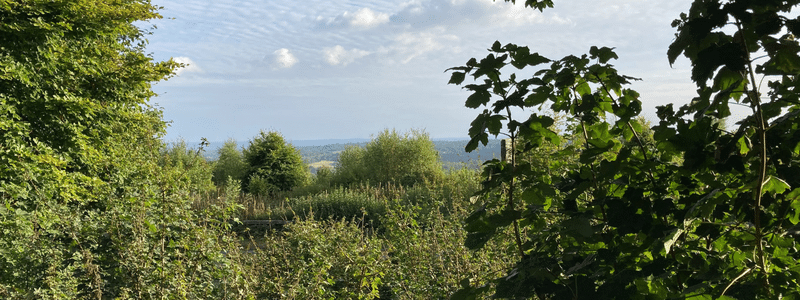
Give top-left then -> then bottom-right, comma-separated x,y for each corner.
211,138 -> 247,187
241,131 -> 309,195
287,187 -> 386,228
333,129 -> 444,187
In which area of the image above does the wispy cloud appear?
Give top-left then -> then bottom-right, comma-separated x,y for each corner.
384,28 -> 459,64
273,48 -> 298,69
316,7 -> 391,29
146,0 -> 698,142
323,45 -> 370,66
172,56 -> 203,75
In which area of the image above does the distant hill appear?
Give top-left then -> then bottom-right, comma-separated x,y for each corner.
296,140 -> 502,173
198,139 -> 503,173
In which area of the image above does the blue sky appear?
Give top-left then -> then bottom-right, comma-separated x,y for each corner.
141,0 -> 725,143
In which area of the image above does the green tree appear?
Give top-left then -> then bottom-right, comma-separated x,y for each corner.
0,1 -> 250,297
333,129 -> 444,187
211,138 -> 247,187
242,130 -> 309,195
449,1 -> 800,299
160,139 -> 216,194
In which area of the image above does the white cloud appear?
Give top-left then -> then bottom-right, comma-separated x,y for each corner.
317,7 -> 390,29
488,1 -> 573,26
387,28 -> 459,64
323,45 -> 371,66
349,8 -> 391,28
172,56 -> 202,75
390,0 -> 572,28
273,48 -> 298,69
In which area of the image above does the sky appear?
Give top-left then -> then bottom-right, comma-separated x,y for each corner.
140,0 -> 734,143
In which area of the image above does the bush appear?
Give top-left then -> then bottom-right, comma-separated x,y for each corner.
333,129 -> 444,187
241,131 -> 309,195
211,139 -> 247,187
282,187 -> 386,228
242,218 -> 391,299
159,139 -> 216,195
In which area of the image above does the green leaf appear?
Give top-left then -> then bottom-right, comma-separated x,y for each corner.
466,90 -> 491,108
145,220 -> 158,233
491,40 -> 502,52
486,115 -> 506,135
465,230 -> 496,250
762,176 -> 790,196
524,86 -> 552,107
449,72 -> 466,85
589,46 -> 618,64
664,228 -> 683,254
788,189 -> 800,225
563,217 -> 593,238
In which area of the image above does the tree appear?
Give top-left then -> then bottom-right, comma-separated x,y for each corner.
0,1 -> 249,297
333,129 -> 444,187
449,0 -> 800,299
160,139 -> 216,194
242,130 -> 309,195
212,138 -> 247,187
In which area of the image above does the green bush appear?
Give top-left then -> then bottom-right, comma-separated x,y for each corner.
211,138 -> 247,187
159,139 -> 216,195
242,131 -> 309,195
287,187 -> 386,228
332,129 -> 444,187
242,218 -> 391,299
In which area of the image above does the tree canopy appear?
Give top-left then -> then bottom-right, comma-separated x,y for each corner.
333,129 -> 444,187
0,1 -> 249,297
242,130 -> 309,195
449,0 -> 800,299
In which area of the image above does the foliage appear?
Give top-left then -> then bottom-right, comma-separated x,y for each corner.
447,0 -> 800,299
238,175 -> 517,300
242,130 -> 309,195
242,217 -> 391,299
211,138 -> 247,187
333,129 -> 445,187
379,198 -> 517,299
288,187 -> 388,228
0,1 -> 251,297
159,139 -> 216,195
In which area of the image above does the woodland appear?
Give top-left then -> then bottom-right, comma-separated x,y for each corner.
2,0 -> 800,299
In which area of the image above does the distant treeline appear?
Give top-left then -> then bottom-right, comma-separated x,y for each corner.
202,140 -> 502,170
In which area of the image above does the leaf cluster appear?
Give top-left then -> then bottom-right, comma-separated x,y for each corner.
448,1 -> 800,299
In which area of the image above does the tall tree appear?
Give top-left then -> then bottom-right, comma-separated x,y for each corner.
449,0 -> 800,299
0,1 -> 249,297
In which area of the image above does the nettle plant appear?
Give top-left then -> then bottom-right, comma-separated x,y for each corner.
449,0 -> 800,299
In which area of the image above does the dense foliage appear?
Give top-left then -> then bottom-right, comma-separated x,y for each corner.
211,138 -> 247,187
242,130 -> 309,195
0,1 -> 250,297
449,0 -> 800,299
333,129 -> 445,187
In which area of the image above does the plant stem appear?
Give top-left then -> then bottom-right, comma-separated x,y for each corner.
736,18 -> 770,292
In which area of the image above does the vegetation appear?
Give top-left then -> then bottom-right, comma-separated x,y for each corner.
6,0 -> 800,299
332,129 -> 445,187
448,0 -> 800,299
0,1 -> 249,297
295,139 -> 502,173
241,130 -> 309,196
211,138 -> 247,187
